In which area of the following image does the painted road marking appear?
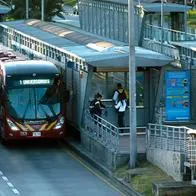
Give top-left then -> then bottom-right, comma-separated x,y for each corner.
12,189 -> 20,195
0,170 -> 21,195
2,176 -> 8,181
7,182 -> 14,188
60,144 -> 126,196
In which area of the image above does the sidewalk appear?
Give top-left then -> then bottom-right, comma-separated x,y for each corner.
65,137 -> 173,196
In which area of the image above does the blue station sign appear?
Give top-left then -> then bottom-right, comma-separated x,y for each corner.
165,70 -> 190,121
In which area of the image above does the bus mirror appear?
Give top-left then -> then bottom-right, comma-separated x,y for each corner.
65,90 -> 70,102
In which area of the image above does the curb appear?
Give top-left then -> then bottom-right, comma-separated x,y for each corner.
64,138 -> 142,196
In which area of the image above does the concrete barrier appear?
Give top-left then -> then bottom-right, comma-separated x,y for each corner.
147,148 -> 185,181
81,131 -> 130,170
152,181 -> 196,196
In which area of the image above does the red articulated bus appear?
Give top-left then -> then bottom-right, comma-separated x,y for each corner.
0,50 -> 67,142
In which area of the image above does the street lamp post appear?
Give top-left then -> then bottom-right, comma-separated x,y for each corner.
161,0 -> 164,53
128,0 -> 137,168
184,0 -> 187,39
25,0 -> 44,21
26,0 -> 29,19
41,0 -> 44,21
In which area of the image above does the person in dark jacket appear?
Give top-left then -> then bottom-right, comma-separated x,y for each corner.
89,93 -> 105,117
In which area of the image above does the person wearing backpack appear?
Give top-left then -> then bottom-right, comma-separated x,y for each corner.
113,83 -> 128,105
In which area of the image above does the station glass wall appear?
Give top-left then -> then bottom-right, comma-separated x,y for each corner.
90,72 -> 144,106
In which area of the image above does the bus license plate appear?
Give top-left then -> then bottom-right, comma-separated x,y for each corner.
33,132 -> 41,137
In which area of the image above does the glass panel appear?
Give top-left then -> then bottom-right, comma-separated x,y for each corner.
91,72 -> 144,106
7,88 -> 36,120
136,72 -> 144,106
37,87 -> 60,118
7,85 -> 60,120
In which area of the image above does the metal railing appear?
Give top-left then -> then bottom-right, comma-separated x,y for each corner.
147,123 -> 189,153
83,108 -> 147,153
144,24 -> 196,42
186,130 -> 196,170
187,137 -> 196,170
185,130 -> 196,184
142,38 -> 180,60
84,110 -> 120,152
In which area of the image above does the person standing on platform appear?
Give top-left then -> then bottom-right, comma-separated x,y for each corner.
114,91 -> 127,132
89,93 -> 105,118
113,83 -> 128,105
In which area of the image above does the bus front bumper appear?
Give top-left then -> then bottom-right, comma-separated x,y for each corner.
4,130 -> 65,140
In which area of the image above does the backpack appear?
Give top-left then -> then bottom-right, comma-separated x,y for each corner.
117,89 -> 128,101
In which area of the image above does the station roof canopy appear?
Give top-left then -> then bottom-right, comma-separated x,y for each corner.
0,20 -> 173,72
85,46 -> 173,72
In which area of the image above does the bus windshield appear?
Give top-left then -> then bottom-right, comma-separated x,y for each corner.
6,79 -> 61,121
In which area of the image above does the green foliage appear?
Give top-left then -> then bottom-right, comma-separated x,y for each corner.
6,0 -> 64,21
114,160 -> 173,196
188,9 -> 196,28
63,0 -> 76,6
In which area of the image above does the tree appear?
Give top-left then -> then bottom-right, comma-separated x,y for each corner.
188,9 -> 196,28
63,0 -> 76,6
6,0 -> 63,21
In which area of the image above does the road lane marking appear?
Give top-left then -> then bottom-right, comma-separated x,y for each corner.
2,176 -> 8,181
0,170 -> 21,195
12,189 -> 20,195
7,182 -> 14,188
60,144 -> 126,196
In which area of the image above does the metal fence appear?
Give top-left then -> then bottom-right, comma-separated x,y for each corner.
84,110 -> 120,152
186,131 -> 196,170
147,123 -> 196,181
142,38 -> 180,60
185,130 -> 196,183
147,123 -> 189,153
144,24 -> 196,42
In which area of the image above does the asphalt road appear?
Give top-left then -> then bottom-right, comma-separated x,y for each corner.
0,140 -> 124,196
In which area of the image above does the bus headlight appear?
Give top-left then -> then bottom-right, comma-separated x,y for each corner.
54,116 -> 64,129
7,119 -> 20,131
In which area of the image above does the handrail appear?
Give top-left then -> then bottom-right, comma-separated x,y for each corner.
144,24 -> 196,42
83,109 -> 147,152
84,110 -> 120,152
147,123 -> 189,153
91,99 -> 145,108
142,38 -> 180,59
